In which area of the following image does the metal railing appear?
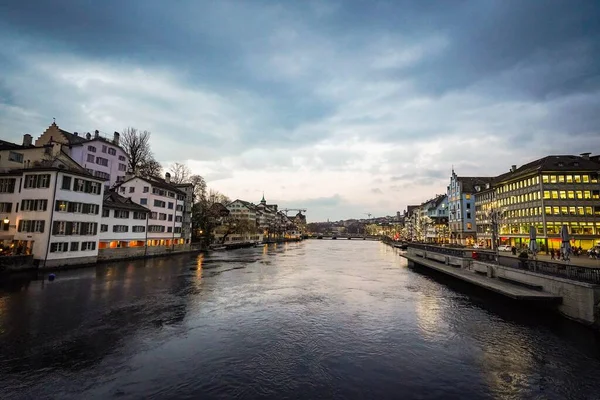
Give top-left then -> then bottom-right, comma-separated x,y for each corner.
407,243 -> 466,258
499,256 -> 600,285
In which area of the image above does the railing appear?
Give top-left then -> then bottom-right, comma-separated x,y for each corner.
499,256 -> 600,285
407,243 -> 465,258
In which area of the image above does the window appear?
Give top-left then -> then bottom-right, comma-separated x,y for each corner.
85,223 -> 97,235
159,213 -> 167,221
21,199 -> 47,211
466,212 -> 471,219
576,191 -> 583,199
55,200 -> 68,212
167,227 -> 173,233
168,202 -> 174,209
466,203 -> 470,209
154,200 -> 166,208
94,171 -> 110,180
81,241 -> 96,251
8,151 -> 24,163
175,216 -> 182,222
119,164 -> 127,172
118,155 -> 126,161
584,191 -> 591,199
550,175 -> 557,184
18,220 -> 45,233
140,198 -> 147,205
100,224 -> 108,232
574,175 -> 581,183
150,212 -> 157,220
133,211 -> 146,220
70,242 -> 79,251
143,186 -> 149,193
0,178 -> 16,193
545,206 -> 552,215
114,210 -> 130,219
102,208 -> 110,217
132,226 -> 145,233
174,227 -> 182,234
96,157 -> 108,166
168,214 -> 173,221
24,174 -> 51,189
558,175 -> 565,183
176,205 -> 183,212
148,225 -> 165,233
559,190 -> 566,199
50,242 -> 69,252
102,145 -> 107,153
566,175 -> 573,183
108,148 -> 116,156
466,223 -> 472,229
129,186 -> 135,193
113,225 -> 129,232
0,202 -> 12,213
87,154 -> 95,163
88,145 -> 96,153
52,221 -> 67,235
551,191 -> 558,199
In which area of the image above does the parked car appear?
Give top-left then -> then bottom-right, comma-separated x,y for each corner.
498,245 -> 511,252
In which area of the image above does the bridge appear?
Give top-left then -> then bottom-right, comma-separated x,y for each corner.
310,234 -> 381,240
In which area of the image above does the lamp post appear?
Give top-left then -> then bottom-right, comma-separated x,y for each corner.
488,207 -> 503,262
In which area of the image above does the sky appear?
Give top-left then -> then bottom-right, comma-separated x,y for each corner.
1,0 -> 599,222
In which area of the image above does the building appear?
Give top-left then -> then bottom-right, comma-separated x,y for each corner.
494,154 -> 600,251
97,191 -> 150,259
447,170 -> 493,245
474,183 -> 497,248
175,182 -> 194,244
114,172 -> 190,250
0,163 -> 105,267
1,136 -> 83,172
421,194 -> 449,243
34,122 -> 129,189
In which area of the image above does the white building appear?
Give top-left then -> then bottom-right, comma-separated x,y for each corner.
0,165 -> 105,267
227,199 -> 258,224
114,172 -> 190,250
98,191 -> 149,250
34,122 -> 129,189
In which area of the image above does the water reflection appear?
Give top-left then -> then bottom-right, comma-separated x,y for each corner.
0,241 -> 599,400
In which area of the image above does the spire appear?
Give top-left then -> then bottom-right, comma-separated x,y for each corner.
260,192 -> 266,204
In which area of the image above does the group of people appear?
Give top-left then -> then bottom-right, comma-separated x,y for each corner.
549,247 -> 577,261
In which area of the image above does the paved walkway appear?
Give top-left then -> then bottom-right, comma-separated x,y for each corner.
403,254 -> 561,302
500,251 -> 600,269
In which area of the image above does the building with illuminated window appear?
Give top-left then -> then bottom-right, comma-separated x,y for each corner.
447,169 -> 493,245
474,183 -> 497,248
494,154 -> 600,251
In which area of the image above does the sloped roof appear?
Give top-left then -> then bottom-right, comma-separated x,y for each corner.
495,155 -> 600,183
229,199 -> 257,210
0,140 -> 28,151
103,191 -> 150,212
59,129 -> 87,145
116,175 -> 185,195
456,176 -> 494,193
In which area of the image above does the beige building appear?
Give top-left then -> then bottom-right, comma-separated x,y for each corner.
479,154 -> 600,252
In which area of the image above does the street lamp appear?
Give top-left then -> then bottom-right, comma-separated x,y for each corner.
3,217 -> 9,225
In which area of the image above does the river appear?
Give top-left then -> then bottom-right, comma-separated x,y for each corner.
1,240 -> 599,399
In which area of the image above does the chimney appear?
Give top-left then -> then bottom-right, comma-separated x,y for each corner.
113,131 -> 120,146
94,130 -> 99,139
165,172 -> 171,183
86,132 -> 91,140
510,164 -> 517,172
580,152 -> 591,160
22,134 -> 32,147
74,131 -> 78,137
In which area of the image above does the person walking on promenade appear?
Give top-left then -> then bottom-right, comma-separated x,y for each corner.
550,249 -> 555,260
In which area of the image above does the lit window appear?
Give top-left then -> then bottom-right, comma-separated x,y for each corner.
559,190 -> 566,199
550,175 -> 557,184
465,194 -> 471,200
560,206 -> 568,215
584,191 -> 591,199
567,191 -> 574,199
551,191 -> 558,199
576,191 -> 583,199
566,175 -> 573,183
542,175 -> 549,184
558,175 -> 565,183
574,175 -> 581,183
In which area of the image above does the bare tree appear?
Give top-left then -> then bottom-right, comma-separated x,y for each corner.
121,127 -> 162,177
169,162 -> 192,184
189,175 -> 207,203
208,189 -> 230,205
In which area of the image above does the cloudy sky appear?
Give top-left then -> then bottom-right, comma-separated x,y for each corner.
1,1 -> 599,221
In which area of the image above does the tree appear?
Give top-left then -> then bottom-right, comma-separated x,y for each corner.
217,217 -> 256,244
121,127 -> 162,177
169,162 -> 192,184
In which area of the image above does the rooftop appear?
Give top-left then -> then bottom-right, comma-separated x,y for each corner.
103,191 -> 150,212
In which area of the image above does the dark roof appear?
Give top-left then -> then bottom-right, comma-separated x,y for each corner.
457,176 -> 494,193
0,166 -> 104,180
495,155 -> 600,184
229,199 -> 257,210
59,129 -> 87,145
0,140 -> 27,151
117,175 -> 185,195
406,205 -> 420,215
103,191 -> 150,212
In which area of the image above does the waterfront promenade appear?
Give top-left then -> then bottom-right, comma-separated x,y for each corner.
501,252 -> 600,269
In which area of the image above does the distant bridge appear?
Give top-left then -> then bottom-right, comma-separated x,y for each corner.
310,234 -> 381,241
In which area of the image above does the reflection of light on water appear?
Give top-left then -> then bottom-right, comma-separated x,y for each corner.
0,297 -> 6,335
196,254 -> 204,281
414,292 -> 445,340
262,245 -> 268,255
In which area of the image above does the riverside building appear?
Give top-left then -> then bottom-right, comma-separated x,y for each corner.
494,154 -> 600,251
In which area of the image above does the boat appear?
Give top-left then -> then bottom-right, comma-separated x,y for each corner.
210,245 -> 227,251
332,236 -> 337,240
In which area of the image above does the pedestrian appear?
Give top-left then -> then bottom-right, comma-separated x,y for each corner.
550,249 -> 555,260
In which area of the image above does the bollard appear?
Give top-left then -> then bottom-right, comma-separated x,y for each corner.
48,273 -> 56,282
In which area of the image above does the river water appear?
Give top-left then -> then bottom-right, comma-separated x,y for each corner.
1,240 -> 599,399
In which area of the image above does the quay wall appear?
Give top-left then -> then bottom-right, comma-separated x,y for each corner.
403,245 -> 600,327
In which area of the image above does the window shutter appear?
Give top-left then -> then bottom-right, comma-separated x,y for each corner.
93,223 -> 98,235
52,221 -> 59,234
40,221 -> 45,233
18,220 -> 23,232
66,222 -> 73,235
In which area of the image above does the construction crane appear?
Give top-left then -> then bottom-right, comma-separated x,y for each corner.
282,208 -> 307,216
